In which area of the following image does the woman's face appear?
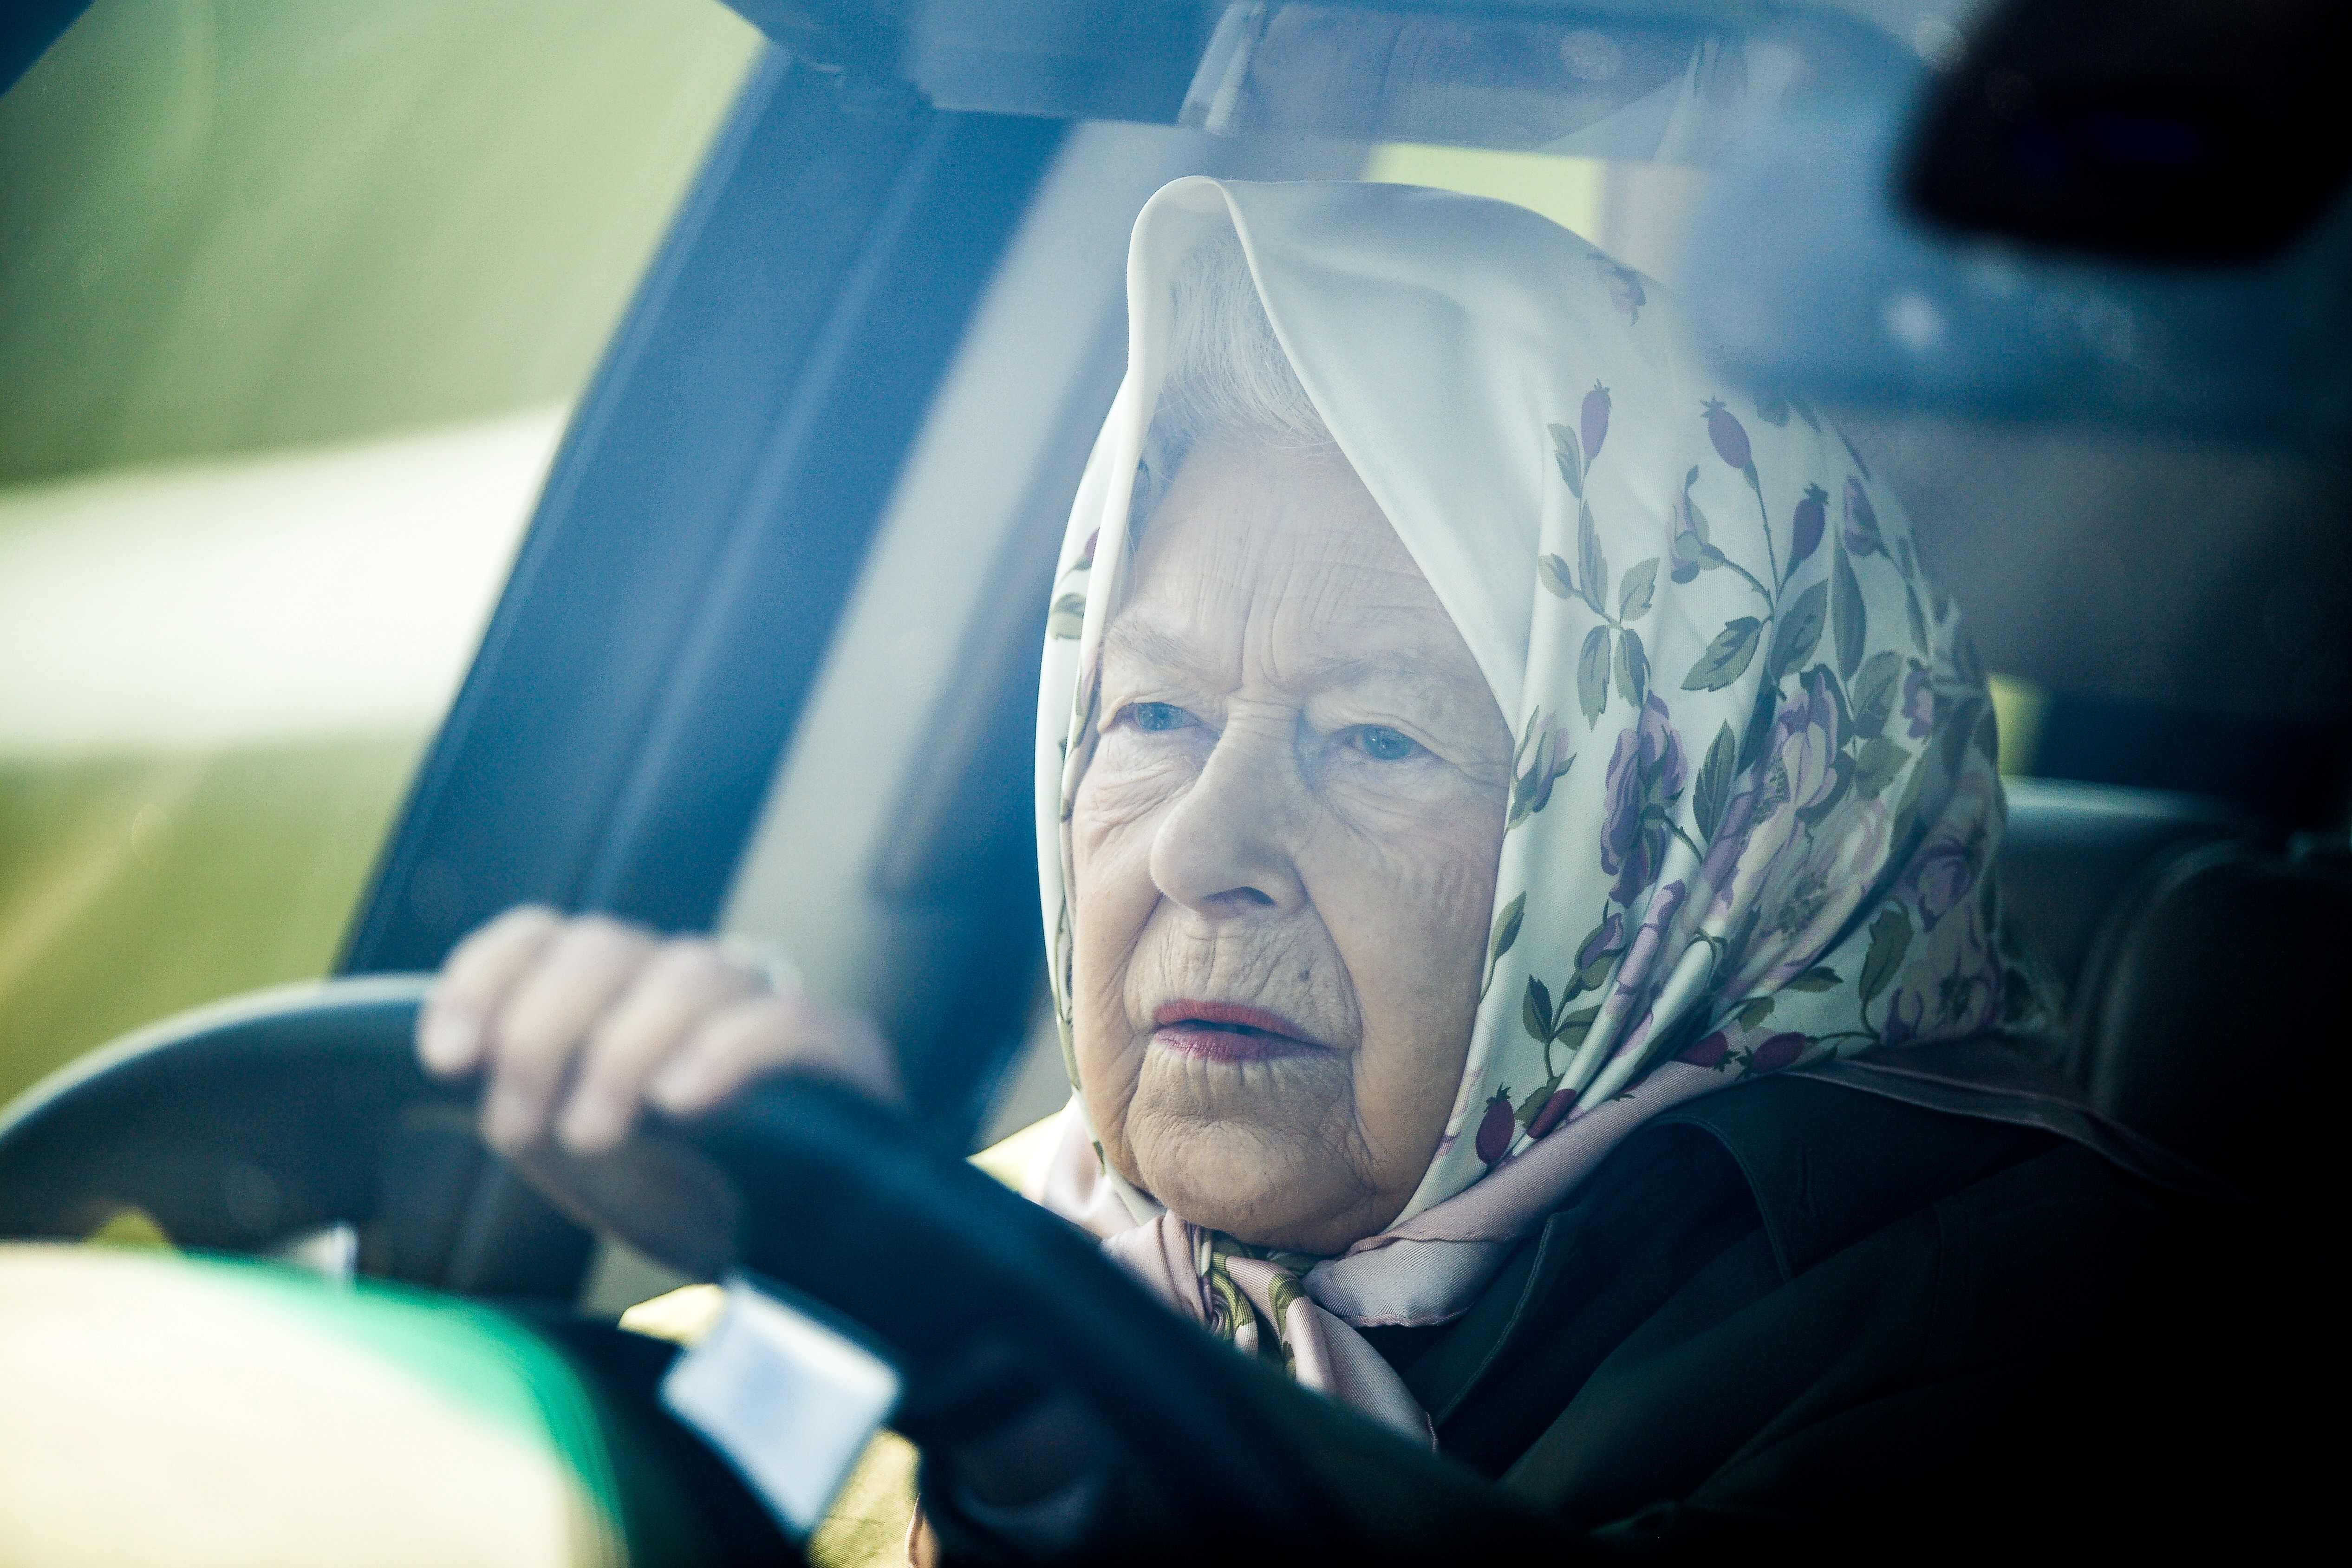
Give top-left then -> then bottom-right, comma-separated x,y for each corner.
1070,437 -> 1514,1255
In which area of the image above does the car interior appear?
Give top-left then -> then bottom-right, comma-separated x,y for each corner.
0,0 -> 2345,1561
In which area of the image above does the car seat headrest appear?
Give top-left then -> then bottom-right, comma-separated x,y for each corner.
2070,837 -> 2351,1198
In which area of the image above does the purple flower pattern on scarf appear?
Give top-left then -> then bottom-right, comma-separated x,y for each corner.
1465,380 -> 2046,1162
1902,664 -> 1933,739
1599,697 -> 1686,906
1576,911 -> 1627,978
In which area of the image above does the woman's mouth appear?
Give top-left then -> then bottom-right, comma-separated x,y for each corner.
1149,1000 -> 1322,1064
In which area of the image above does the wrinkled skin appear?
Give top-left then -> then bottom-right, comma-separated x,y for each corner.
417,438 -> 1513,1265
417,906 -> 898,1158
1071,438 -> 1514,1256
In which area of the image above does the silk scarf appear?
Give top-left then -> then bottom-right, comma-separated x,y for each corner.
1028,178 -> 2048,1442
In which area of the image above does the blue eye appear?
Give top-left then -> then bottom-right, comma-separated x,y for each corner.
1128,701 -> 1192,733
1355,725 -> 1421,761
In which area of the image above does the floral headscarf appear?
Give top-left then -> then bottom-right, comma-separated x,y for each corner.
1026,178 -> 2049,1440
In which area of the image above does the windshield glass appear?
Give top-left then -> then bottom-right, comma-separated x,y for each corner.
0,0 -> 757,1102
1,6 -> 2337,1556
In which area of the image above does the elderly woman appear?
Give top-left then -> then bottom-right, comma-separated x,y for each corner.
421,179 -> 2189,1551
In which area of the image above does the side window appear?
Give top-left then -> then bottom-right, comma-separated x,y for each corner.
0,0 -> 759,1101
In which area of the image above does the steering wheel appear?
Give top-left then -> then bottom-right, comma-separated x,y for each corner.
0,976 -> 596,1297
0,977 -> 1556,1559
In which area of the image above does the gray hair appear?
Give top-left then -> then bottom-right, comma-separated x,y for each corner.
1138,234 -> 1334,517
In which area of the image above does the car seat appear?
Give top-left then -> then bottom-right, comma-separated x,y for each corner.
1999,777 -> 2252,1002
2065,834 -> 2349,1198
2000,776 -> 2346,1196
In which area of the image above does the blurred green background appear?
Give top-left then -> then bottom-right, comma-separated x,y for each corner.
0,0 -> 758,1103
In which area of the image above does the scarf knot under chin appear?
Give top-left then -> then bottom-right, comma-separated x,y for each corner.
1199,1233 -> 1317,1371
1099,1210 -> 1438,1446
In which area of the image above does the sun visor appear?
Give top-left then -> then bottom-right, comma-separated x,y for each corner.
740,1 -> 1876,161
1685,32 -> 2352,448
1177,2 -> 1797,162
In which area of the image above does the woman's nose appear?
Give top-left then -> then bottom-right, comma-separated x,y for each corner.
1148,714 -> 1308,917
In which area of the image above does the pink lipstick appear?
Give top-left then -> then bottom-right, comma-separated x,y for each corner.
1150,1000 -> 1321,1064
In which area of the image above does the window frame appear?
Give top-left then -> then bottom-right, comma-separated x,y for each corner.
341,45 -> 1062,1129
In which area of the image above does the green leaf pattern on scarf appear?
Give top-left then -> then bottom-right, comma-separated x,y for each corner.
1031,191 -> 2058,1388
1445,373 -> 2053,1178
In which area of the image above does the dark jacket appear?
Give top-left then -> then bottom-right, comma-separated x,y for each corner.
1367,1073 -> 2176,1541
930,1071 -> 2287,1561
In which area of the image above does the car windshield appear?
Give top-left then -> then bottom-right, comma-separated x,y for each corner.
717,3 -> 2352,1153
0,0 -> 758,1104
1,3 -> 2342,1560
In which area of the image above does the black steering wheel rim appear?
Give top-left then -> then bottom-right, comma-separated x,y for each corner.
0,976 -> 1359,1547
681,1074 -> 1351,1543
0,975 -> 599,1295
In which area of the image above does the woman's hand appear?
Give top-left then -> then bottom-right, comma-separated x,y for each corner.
414,906 -> 900,1157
